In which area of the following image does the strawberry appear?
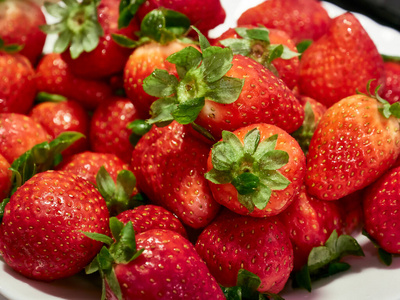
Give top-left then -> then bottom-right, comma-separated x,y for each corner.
382,60 -> 400,104
116,204 -> 188,238
0,0 -> 46,65
0,113 -> 50,164
237,0 -> 331,44
0,170 -> 110,281
337,189 -> 364,235
130,121 -> 221,228
278,185 -> 343,270
195,209 -> 293,294
298,12 -> 385,107
29,93 -> 90,157
305,91 -> 400,201
35,53 -> 113,110
205,123 -> 305,218
85,219 -> 225,300
42,0 -> 140,79
0,40 -> 36,114
90,97 -> 146,163
0,154 -> 12,201
143,29 -> 304,140
214,26 -> 300,89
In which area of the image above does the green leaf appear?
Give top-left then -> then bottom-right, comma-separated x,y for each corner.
259,170 -> 290,191
82,231 -> 114,246
232,172 -> 260,195
296,39 -> 313,54
292,264 -> 312,292
191,26 -> 210,51
96,166 -> 116,198
147,97 -> 177,126
110,221 -> 139,264
201,46 -> 234,83
205,76 -> 245,104
249,184 -> 272,210
242,28 -> 270,43
389,102 -> 400,118
291,101 -> 317,155
258,150 -> 289,171
105,268 -> 123,300
111,33 -> 140,48
127,119 -> 152,136
243,128 -> 260,156
204,168 -> 233,185
110,217 -> 124,243
0,198 -> 10,223
362,229 -> 393,266
253,134 -> 278,161
143,69 -> 178,98
167,46 -> 202,79
219,38 -> 252,57
267,44 -> 284,64
35,92 -> 67,103
118,0 -> 146,29
172,97 -> 205,124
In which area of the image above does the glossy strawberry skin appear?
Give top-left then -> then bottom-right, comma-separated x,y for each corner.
123,41 -> 190,116
29,100 -> 90,157
0,0 -> 46,65
278,185 -> 343,270
0,154 -> 12,201
382,61 -> 400,104
116,205 -> 187,238
196,55 -> 304,140
90,97 -> 144,162
305,94 -> 400,200
363,166 -> 400,254
131,121 -> 220,229
0,113 -> 50,164
214,26 -> 300,90
298,13 -> 385,107
195,210 -> 293,294
106,229 -> 224,300
137,0 -> 226,37
0,170 -> 110,281
0,52 -> 36,114
237,0 -> 331,44
36,53 -> 113,110
61,0 -> 140,79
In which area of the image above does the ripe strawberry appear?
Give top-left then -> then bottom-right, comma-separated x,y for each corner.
90,97 -> 145,162
143,31 -> 304,140
0,0 -> 46,65
0,113 -> 50,164
298,13 -> 385,107
205,123 -> 305,217
42,0 -> 140,79
337,189 -> 364,235
214,26 -> 300,90
29,94 -> 90,157
363,166 -> 400,254
382,60 -> 400,104
305,93 -> 400,200
116,204 -> 188,238
0,170 -> 110,281
0,40 -> 36,114
278,185 -> 343,270
86,220 -> 225,300
0,154 -> 12,201
35,53 -> 113,110
237,0 -> 331,44
195,209 -> 293,294
130,121 -> 220,228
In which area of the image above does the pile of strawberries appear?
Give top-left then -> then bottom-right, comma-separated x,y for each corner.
0,0 -> 400,298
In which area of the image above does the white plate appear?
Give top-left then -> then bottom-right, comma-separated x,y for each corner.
2,1 -> 400,299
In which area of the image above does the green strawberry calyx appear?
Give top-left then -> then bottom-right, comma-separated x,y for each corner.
205,128 -> 291,212
292,230 -> 365,292
291,102 -> 317,155
362,229 -> 393,266
35,92 -> 68,103
118,0 -> 146,29
40,0 -> 104,59
142,26 -> 244,137
84,217 -> 144,300
96,166 -> 138,216
219,27 -> 300,77
221,269 -> 283,300
113,8 -> 192,48
0,38 -> 23,53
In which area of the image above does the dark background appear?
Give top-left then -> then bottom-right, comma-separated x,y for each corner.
324,0 -> 400,31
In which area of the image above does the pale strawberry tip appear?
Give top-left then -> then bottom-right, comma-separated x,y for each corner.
205,128 -> 291,212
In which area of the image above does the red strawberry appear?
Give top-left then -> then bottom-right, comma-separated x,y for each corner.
0,0 -> 46,65
205,123 -> 305,217
29,95 -> 90,157
0,113 -> 50,164
116,204 -> 187,238
305,93 -> 400,200
337,189 -> 364,235
0,170 -> 110,281
90,96 -> 145,162
214,26 -> 300,90
237,0 -> 331,44
298,12 -> 385,107
35,53 -> 113,110
363,165 -> 400,254
0,154 -> 12,201
195,210 -> 293,294
278,185 -> 343,270
130,121 -> 220,228
42,0 -> 140,79
382,60 -> 400,104
0,42 -> 36,114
